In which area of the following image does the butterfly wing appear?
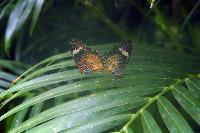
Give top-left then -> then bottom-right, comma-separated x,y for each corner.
68,39 -> 104,75
104,40 -> 132,79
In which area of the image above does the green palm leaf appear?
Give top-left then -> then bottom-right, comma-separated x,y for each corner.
4,0 -> 44,53
157,96 -> 194,133
141,110 -> 162,133
0,43 -> 200,133
185,77 -> 200,99
172,85 -> 200,125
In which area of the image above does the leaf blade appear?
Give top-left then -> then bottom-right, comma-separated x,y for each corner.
9,88 -> 148,133
5,0 -> 35,52
185,77 -> 200,99
30,0 -> 44,35
62,114 -> 131,133
157,96 -> 194,133
172,85 -> 200,125
141,110 -> 162,133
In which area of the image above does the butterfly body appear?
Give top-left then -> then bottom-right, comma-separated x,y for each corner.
68,39 -> 132,79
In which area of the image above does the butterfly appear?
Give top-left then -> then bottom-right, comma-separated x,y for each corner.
68,39 -> 132,80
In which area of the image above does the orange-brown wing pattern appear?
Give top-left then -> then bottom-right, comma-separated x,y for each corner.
77,52 -> 104,74
68,39 -> 103,75
104,40 -> 132,79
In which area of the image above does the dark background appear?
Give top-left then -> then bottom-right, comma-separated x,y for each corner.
0,0 -> 200,63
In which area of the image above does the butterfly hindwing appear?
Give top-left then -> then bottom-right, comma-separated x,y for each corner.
69,39 -> 104,75
104,40 -> 132,79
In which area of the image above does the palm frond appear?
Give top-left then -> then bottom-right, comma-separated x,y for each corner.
0,43 -> 200,133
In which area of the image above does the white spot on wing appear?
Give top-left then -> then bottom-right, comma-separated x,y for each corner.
73,47 -> 83,55
119,47 -> 129,58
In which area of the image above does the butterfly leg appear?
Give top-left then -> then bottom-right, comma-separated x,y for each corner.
78,63 -> 93,76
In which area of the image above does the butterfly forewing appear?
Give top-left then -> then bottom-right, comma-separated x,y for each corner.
68,39 -> 104,75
